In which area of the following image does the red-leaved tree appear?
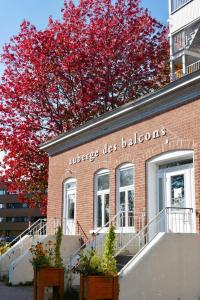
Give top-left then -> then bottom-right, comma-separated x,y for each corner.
0,0 -> 169,214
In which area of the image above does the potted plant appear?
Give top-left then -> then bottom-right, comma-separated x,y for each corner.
30,226 -> 64,300
77,224 -> 119,300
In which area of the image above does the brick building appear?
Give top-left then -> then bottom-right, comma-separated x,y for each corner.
2,2 -> 200,296
40,0 -> 200,239
41,70 -> 200,237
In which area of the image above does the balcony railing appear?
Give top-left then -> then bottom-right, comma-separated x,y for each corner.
172,0 -> 192,12
173,59 -> 200,80
174,69 -> 184,80
187,60 -> 200,74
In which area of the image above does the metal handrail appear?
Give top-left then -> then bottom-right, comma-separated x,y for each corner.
68,210 -> 146,269
115,208 -> 166,257
77,220 -> 89,243
68,211 -> 122,267
7,218 -> 46,247
115,206 -> 193,259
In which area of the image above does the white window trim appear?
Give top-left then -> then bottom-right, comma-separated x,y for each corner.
147,150 -> 195,232
116,164 -> 135,231
94,170 -> 110,229
63,178 -> 77,235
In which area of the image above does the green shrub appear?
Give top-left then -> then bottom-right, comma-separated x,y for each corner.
76,248 -> 103,275
102,224 -> 117,276
54,226 -> 64,268
76,224 -> 117,276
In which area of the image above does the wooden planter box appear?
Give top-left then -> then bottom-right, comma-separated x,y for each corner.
80,274 -> 119,300
34,268 -> 64,300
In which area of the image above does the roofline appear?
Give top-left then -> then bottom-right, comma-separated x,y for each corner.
40,72 -> 200,151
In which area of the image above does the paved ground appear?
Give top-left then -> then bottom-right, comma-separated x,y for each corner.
0,282 -> 33,300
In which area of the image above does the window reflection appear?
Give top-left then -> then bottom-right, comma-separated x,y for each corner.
118,164 -> 134,228
120,167 -> 133,187
95,170 -> 110,228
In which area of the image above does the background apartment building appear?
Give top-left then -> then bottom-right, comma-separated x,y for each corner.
169,0 -> 200,80
0,183 -> 43,240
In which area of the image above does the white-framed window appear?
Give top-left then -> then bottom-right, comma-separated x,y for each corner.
94,169 -> 110,228
117,163 -> 134,228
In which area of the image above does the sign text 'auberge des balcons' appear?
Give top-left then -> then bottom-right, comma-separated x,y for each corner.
69,128 -> 167,165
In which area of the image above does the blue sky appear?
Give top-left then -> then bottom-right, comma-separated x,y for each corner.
0,0 -> 168,76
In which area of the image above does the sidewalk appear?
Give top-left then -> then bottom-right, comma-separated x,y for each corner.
0,282 -> 33,300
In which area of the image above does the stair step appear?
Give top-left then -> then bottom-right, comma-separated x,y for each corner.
116,255 -> 134,272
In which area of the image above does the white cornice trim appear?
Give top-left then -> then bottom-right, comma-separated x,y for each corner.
40,74 -> 200,151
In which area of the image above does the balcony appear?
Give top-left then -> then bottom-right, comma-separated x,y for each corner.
173,59 -> 200,80
187,59 -> 200,73
171,0 -> 192,12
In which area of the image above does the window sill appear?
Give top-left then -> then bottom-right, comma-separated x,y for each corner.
90,227 -> 136,234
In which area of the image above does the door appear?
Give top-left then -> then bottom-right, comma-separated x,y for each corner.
165,166 -> 193,232
63,179 -> 76,235
157,164 -> 194,233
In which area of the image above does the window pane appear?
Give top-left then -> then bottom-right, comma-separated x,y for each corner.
171,174 -> 185,208
6,203 -> 28,209
128,190 -> 134,227
6,217 -> 28,223
98,173 -> 109,191
120,192 -> 125,227
0,190 -> 6,195
66,181 -> 76,190
104,194 -> 109,226
68,194 -> 75,219
97,195 -> 102,227
120,167 -> 133,187
120,191 -> 125,211
128,190 -> 134,211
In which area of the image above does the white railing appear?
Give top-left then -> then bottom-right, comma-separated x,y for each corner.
115,207 -> 193,263
94,211 -> 145,257
173,59 -> 200,81
0,219 -> 46,277
5,219 -> 47,259
68,210 -> 146,269
187,60 -> 200,74
172,0 -> 191,12
7,218 -> 46,248
2,218 -> 66,259
0,218 -> 72,277
174,69 -> 184,80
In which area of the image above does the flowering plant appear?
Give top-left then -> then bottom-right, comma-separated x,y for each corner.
29,240 -> 55,269
30,226 -> 64,269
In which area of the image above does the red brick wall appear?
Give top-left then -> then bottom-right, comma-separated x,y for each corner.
47,99 -> 200,234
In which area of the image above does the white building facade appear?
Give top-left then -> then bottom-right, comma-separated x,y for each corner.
169,0 -> 200,80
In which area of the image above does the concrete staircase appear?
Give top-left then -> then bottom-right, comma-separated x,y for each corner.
0,218 -> 81,285
116,254 -> 134,272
